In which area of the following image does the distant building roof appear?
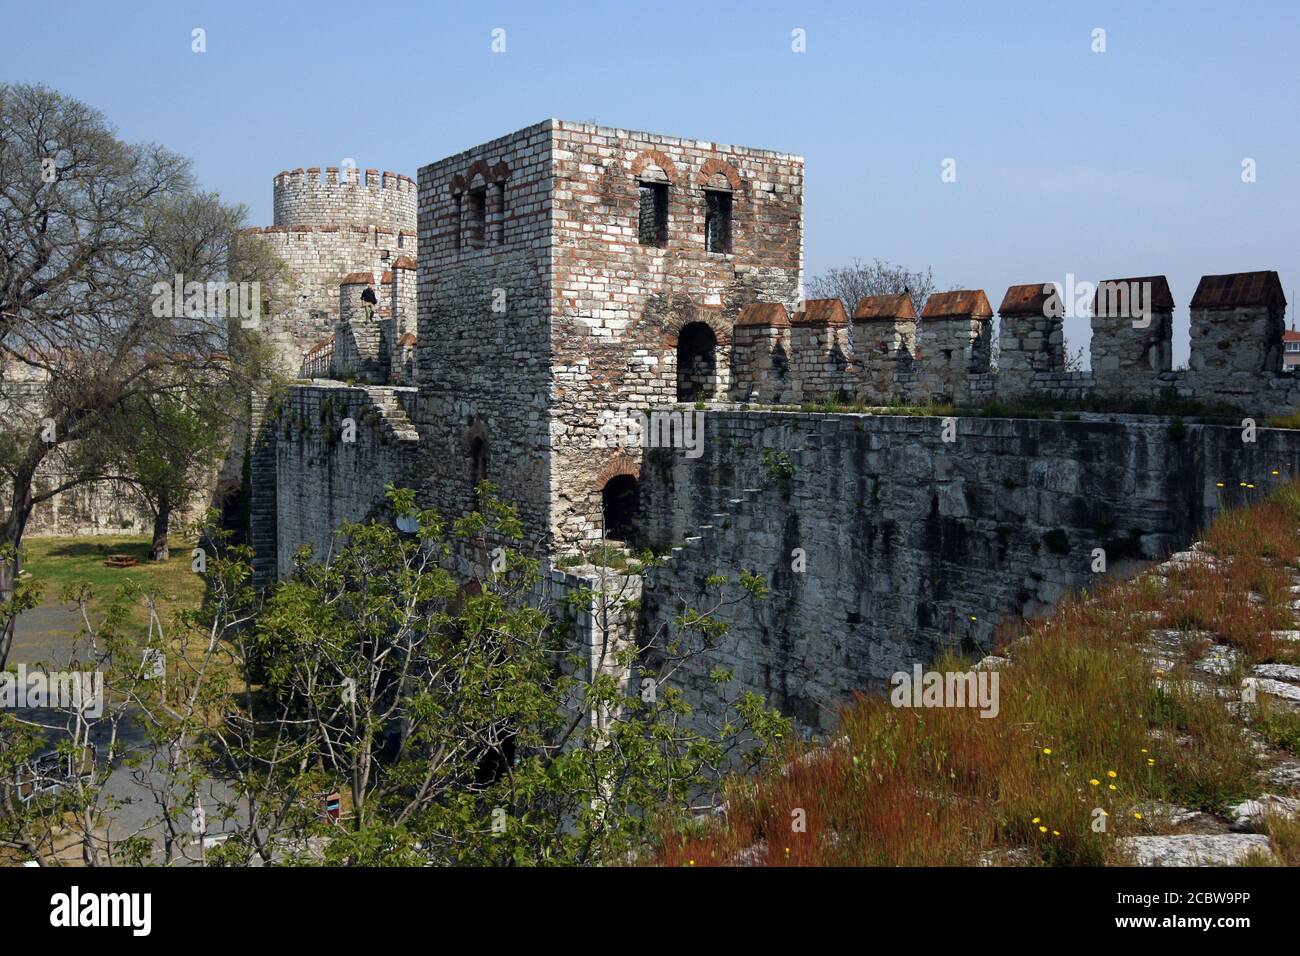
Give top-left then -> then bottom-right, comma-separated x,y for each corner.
340,271 -> 375,286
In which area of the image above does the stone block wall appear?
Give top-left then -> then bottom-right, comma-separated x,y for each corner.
915,291 -> 993,402
333,274 -> 385,383
1188,272 -> 1287,403
997,284 -> 1064,397
638,410 -> 1300,730
850,293 -> 917,404
270,383 -> 420,577
1089,276 -> 1174,397
731,304 -> 791,404
415,123 -> 555,546
787,299 -> 850,401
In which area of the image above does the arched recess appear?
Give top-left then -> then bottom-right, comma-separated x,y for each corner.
630,149 -> 680,185
601,475 -> 640,545
466,420 -> 490,493
597,455 -> 641,545
676,321 -> 719,402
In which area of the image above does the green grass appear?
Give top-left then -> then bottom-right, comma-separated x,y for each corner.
1268,411 -> 1300,430
785,390 -> 1244,423
20,534 -> 206,637
1256,699 -> 1300,755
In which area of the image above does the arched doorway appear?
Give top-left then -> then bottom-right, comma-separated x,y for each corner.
676,321 -> 718,402
601,474 -> 639,545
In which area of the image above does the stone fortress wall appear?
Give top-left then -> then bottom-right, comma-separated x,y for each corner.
730,272 -> 1295,415
637,412 -> 1300,730
255,120 -> 1298,732
243,163 -> 419,582
242,165 -> 418,376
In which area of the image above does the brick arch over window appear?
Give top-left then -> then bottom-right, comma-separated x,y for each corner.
449,160 -> 510,196
660,305 -> 732,349
595,453 -> 641,491
697,158 -> 742,191
630,149 -> 680,184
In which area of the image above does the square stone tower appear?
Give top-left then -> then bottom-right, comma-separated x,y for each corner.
415,120 -> 804,549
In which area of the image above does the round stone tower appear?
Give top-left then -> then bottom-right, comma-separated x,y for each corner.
272,165 -> 416,232
242,164 -> 417,375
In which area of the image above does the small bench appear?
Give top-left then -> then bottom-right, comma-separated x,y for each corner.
104,554 -> 138,568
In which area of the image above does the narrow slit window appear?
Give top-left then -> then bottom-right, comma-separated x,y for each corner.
494,182 -> 507,244
466,187 -> 487,249
704,189 -> 732,253
638,181 -> 668,247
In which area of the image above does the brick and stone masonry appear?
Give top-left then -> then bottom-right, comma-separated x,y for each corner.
851,293 -> 917,404
915,290 -> 993,402
413,120 -> 804,551
251,121 -> 1297,736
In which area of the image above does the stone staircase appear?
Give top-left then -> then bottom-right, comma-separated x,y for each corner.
364,386 -> 419,443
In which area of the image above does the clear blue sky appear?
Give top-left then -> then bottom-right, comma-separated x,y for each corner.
3,0 -> 1297,364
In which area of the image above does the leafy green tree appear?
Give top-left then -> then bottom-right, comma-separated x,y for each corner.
1,487 -> 788,866
0,83 -> 283,668
115,390 -> 228,562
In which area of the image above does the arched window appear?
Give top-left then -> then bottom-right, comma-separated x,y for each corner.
470,436 -> 489,488
676,321 -> 718,402
704,188 -> 732,253
601,474 -> 639,545
638,178 -> 669,246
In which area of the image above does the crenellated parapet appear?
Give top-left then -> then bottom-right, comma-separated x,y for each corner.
916,290 -> 993,402
725,270 -> 1294,415
851,293 -> 917,404
788,298 -> 851,400
273,165 -> 416,233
